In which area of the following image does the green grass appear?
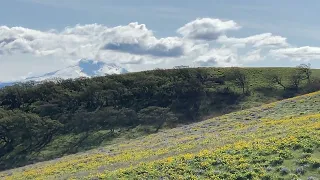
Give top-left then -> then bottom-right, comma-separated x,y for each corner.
1,90 -> 320,179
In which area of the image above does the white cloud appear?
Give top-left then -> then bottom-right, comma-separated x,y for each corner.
1,17 -> 319,83
0,23 -> 194,82
0,23 -> 188,63
0,25 -> 96,59
96,51 -> 146,65
177,18 -> 240,40
0,53 -> 70,82
241,49 -> 265,62
217,33 -> 289,48
269,46 -> 320,61
102,23 -> 186,57
195,47 -> 266,67
194,48 -> 240,67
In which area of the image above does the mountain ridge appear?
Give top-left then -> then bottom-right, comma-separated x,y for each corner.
0,59 -> 129,88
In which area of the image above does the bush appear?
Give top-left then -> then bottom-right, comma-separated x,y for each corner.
295,166 -> 305,175
303,146 -> 314,153
270,157 -> 284,166
266,166 -> 273,172
301,153 -> 312,158
307,176 -> 319,180
261,174 -> 273,180
308,158 -> 320,169
278,150 -> 293,159
279,166 -> 290,175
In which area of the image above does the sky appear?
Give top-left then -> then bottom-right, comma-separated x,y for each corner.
1,0 -> 320,82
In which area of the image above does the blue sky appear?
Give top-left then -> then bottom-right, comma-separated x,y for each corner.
1,0 -> 320,82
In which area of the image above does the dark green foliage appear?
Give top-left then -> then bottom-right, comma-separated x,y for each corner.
138,106 -> 178,132
270,157 -> 284,166
0,109 -> 62,169
295,166 -> 305,175
297,63 -> 312,84
227,67 -> 249,94
278,166 -> 290,175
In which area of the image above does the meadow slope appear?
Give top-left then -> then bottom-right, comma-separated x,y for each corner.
1,91 -> 320,179
1,67 -> 320,171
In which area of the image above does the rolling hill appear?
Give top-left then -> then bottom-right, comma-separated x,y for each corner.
1,90 -> 319,179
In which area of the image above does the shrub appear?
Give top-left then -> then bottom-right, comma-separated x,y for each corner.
261,174 -> 273,180
307,176 -> 319,180
278,150 -> 293,159
295,166 -> 305,175
302,143 -> 314,153
308,158 -> 320,169
301,153 -> 312,158
303,146 -> 314,153
289,173 -> 300,179
266,166 -> 273,172
279,166 -> 290,175
270,157 -> 284,166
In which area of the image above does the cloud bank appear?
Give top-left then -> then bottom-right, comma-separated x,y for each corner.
270,46 -> 320,61
177,18 -> 240,40
0,17 -> 318,82
217,33 -> 289,48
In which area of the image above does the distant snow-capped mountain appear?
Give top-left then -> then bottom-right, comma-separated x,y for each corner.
26,59 -> 128,81
0,59 -> 128,88
0,82 -> 14,88
25,65 -> 87,82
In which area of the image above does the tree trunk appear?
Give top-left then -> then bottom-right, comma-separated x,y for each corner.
155,122 -> 164,132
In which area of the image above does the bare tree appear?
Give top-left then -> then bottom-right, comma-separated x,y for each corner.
290,71 -> 303,90
268,73 -> 286,90
297,63 -> 312,84
288,65 -> 312,90
228,67 -> 248,94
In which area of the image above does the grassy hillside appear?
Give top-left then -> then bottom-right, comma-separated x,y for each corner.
0,66 -> 320,171
1,90 -> 320,179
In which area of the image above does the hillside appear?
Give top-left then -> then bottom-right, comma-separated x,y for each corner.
1,89 -> 320,179
0,66 -> 320,171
